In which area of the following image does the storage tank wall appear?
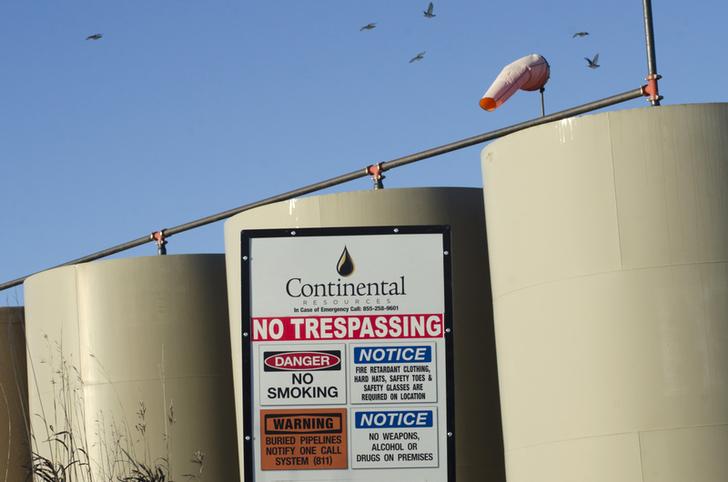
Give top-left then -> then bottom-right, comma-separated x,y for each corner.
481,103 -> 728,482
24,255 -> 239,481
0,307 -> 30,482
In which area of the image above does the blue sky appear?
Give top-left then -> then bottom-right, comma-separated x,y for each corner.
1,0 -> 726,302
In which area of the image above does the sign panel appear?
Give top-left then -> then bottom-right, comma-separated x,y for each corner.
241,226 -> 454,482
260,408 -> 348,470
350,408 -> 439,469
259,344 -> 346,405
350,343 -> 437,404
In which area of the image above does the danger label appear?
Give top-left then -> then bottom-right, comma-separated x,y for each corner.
351,408 -> 438,469
260,408 -> 347,470
350,343 -> 437,404
264,350 -> 341,372
259,344 -> 346,406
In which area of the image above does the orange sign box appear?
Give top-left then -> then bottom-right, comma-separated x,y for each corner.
260,408 -> 348,470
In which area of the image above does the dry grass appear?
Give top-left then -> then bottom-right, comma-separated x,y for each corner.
27,335 -> 206,482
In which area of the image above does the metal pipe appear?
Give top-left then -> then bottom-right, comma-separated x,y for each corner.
642,0 -> 661,106
0,169 -> 369,292
0,235 -> 152,292
164,169 -> 368,237
540,88 -> 546,117
381,87 -> 644,172
0,86 -> 645,293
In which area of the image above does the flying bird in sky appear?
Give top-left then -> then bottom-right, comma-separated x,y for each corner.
585,53 -> 600,69
86,33 -> 103,40
409,51 -> 426,63
572,32 -> 589,38
360,23 -> 376,31
423,2 -> 435,18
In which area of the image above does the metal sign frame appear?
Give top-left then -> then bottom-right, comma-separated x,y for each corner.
241,225 -> 455,481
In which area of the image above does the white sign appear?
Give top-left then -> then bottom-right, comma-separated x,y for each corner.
349,343 -> 437,404
258,343 -> 347,406
351,407 -> 439,469
241,227 -> 454,482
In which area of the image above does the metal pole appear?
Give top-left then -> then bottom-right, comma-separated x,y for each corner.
539,88 -> 546,117
642,0 -> 661,106
0,86 -> 646,293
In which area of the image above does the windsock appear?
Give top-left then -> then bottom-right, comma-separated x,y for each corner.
479,54 -> 550,111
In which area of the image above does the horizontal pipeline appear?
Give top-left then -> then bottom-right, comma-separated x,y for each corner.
0,86 -> 646,292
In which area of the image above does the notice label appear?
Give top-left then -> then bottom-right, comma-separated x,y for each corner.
259,344 -> 346,406
351,408 -> 438,469
350,343 -> 437,404
260,408 -> 347,470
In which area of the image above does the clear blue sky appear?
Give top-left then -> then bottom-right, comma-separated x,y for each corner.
1,0 -> 725,303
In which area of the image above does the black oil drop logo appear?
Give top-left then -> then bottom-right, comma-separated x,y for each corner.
336,246 -> 355,276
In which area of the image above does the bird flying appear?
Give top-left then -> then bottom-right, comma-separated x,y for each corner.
424,2 -> 435,18
86,33 -> 103,40
409,51 -> 426,63
585,53 -> 600,69
360,23 -> 376,31
572,32 -> 589,38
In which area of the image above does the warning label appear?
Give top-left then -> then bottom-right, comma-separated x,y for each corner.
259,344 -> 347,406
350,343 -> 437,404
260,408 -> 347,470
350,408 -> 438,469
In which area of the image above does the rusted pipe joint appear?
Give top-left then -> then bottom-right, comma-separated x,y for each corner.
151,229 -> 168,255
641,74 -> 663,103
366,163 -> 386,190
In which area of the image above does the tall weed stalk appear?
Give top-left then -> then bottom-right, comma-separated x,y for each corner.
28,335 -> 206,482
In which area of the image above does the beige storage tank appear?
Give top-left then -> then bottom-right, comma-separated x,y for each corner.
224,187 -> 504,481
481,103 -> 728,482
0,307 -> 30,482
24,255 -> 239,481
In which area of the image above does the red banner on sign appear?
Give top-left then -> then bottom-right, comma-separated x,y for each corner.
252,314 -> 444,341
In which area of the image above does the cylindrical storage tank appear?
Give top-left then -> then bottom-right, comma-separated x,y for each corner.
24,255 -> 239,481
481,103 -> 728,482
224,187 -> 504,481
0,307 -> 30,482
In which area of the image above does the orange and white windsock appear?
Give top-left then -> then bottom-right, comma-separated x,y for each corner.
479,54 -> 550,111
